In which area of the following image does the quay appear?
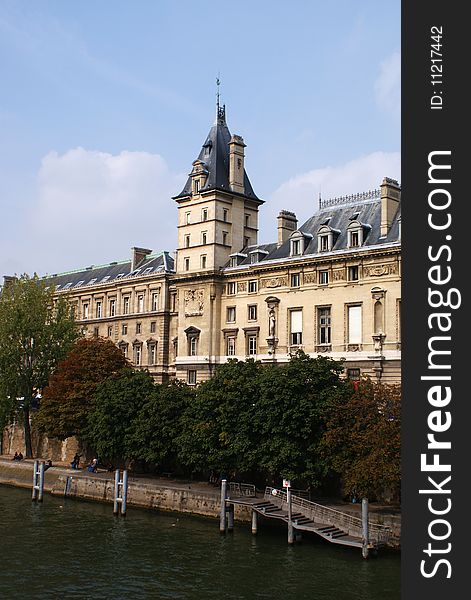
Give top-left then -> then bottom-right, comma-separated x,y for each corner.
0,457 -> 400,551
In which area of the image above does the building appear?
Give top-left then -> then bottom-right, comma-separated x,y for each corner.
21,106 -> 401,384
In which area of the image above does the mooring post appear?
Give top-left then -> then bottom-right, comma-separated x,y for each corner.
37,462 -> 45,502
32,460 -> 39,501
219,479 -> 227,534
227,503 -> 234,532
113,469 -> 120,515
362,497 -> 369,558
251,509 -> 258,535
287,487 -> 294,544
121,470 -> 128,516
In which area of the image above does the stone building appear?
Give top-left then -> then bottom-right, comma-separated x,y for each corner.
25,106 -> 401,384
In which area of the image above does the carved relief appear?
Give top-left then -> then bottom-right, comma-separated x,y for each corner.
364,264 -> 397,277
184,289 -> 204,316
237,281 -> 247,293
303,272 -> 317,284
261,276 -> 288,289
333,270 -> 345,282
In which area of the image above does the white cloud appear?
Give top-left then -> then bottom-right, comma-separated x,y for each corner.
260,151 -> 401,243
375,51 -> 401,119
31,148 -> 185,275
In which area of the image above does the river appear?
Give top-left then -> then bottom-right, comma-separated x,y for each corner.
0,486 -> 399,599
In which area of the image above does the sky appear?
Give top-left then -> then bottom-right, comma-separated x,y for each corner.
0,0 -> 400,277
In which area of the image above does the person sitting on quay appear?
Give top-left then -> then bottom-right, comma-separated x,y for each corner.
87,458 -> 98,473
12,452 -> 19,460
44,460 -> 53,471
70,453 -> 81,469
17,452 -> 24,461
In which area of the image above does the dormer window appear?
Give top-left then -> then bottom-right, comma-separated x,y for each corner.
347,220 -> 365,248
289,230 -> 311,257
194,179 -> 200,194
317,225 -> 339,253
292,239 -> 301,255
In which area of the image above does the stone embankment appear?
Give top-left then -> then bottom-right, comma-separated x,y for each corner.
0,458 -> 401,548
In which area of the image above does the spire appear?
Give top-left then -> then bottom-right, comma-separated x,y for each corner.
215,75 -> 226,124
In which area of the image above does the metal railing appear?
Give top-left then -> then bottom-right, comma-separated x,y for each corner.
228,482 -> 256,497
265,487 -> 391,545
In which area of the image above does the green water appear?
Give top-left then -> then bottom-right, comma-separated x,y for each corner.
0,486 -> 399,600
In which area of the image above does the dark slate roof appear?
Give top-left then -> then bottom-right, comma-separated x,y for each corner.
227,195 -> 401,267
173,107 -> 260,200
44,252 -> 174,291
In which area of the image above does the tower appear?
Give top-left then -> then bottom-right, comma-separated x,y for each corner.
173,105 -> 264,274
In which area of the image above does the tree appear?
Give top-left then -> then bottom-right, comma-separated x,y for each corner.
85,369 -> 156,462
253,352 -> 346,486
35,337 -> 129,440
0,274 -> 79,457
320,377 -> 401,499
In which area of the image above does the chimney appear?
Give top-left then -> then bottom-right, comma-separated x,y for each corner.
277,210 -> 298,247
2,275 -> 17,289
380,177 -> 401,237
229,134 -> 246,194
131,247 -> 152,271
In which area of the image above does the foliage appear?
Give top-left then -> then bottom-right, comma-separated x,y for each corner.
253,352 -> 346,485
176,359 -> 261,475
320,377 -> 401,498
85,369 -> 156,461
35,337 -> 129,439
0,274 -> 79,456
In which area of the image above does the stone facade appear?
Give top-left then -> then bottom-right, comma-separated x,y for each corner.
8,107 -> 401,385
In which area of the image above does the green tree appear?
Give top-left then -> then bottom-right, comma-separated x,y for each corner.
176,359 -> 260,476
254,352 -> 346,486
320,378 -> 401,499
35,337 -> 129,440
85,369 -> 155,462
0,274 -> 79,457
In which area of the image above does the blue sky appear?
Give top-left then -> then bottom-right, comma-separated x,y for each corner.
0,0 -> 400,276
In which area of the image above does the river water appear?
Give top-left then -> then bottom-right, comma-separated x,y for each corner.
0,486 -> 399,600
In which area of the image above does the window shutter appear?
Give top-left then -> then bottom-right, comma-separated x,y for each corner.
290,310 -> 303,333
348,306 -> 362,343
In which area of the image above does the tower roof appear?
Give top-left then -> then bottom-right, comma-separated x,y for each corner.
173,106 -> 260,200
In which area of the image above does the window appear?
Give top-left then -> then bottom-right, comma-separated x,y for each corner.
230,257 -> 238,267
222,232 -> 228,246
136,322 -> 142,334
119,343 -> 128,358
185,234 -> 191,248
150,321 -> 156,333
137,294 -> 144,313
201,231 -> 207,245
187,370 -> 197,385
248,305 -> 257,321
109,299 -> 116,316
223,208 -> 228,222
184,257 -> 190,271
122,324 -> 128,335
226,336 -> 236,356
319,270 -> 329,285
318,307 -> 331,345
93,327 -> 99,337
152,293 -> 159,311
134,344 -> 142,366
291,239 -> 301,256
63,282 -> 72,290
194,179 -> 200,193
348,305 -> 362,344
148,343 -> 157,366
189,336 -> 198,356
247,335 -> 257,355
348,266 -> 359,282
75,280 -> 85,288
107,325 -> 113,337
185,211 -> 191,224
248,280 -> 257,293
201,255 -> 207,269
227,307 -> 236,322
96,301 -> 102,318
202,208 -> 208,221
290,310 -> 303,346
347,368 -> 361,380
244,237 -> 250,247
227,282 -> 236,295
250,253 -> 258,264
123,297 -> 130,314
82,302 -> 89,319
291,273 -> 300,288
319,235 -> 329,252
245,214 -> 250,227
349,230 -> 360,248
